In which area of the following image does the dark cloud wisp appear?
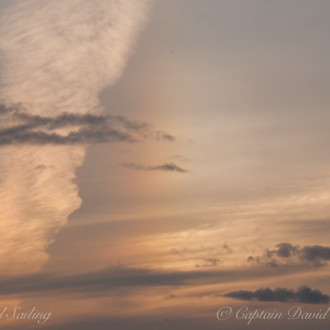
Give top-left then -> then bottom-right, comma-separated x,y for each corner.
0,267 -> 228,297
0,104 -> 174,145
156,130 -> 176,141
123,162 -> 188,173
225,286 -> 329,304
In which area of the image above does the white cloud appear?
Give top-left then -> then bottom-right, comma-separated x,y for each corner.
0,0 -> 151,274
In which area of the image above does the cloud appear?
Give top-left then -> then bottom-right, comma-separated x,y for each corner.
0,0 -> 151,274
0,104 -> 174,145
168,243 -> 232,268
0,0 -> 151,115
225,286 -> 329,304
0,262 -> 313,299
270,243 -> 299,258
156,130 -> 176,141
0,267 -> 228,297
123,162 -> 188,173
247,243 -> 330,267
195,258 -> 220,268
300,245 -> 330,263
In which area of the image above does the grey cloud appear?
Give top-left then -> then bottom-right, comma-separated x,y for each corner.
300,245 -> 330,263
0,127 -> 138,145
169,244 -> 231,268
123,162 -> 188,173
0,104 -> 13,114
156,130 -> 176,141
271,243 -> 299,258
221,243 -> 233,254
225,286 -> 329,304
0,267 -> 229,297
0,104 -> 174,145
248,243 -> 330,267
195,258 -> 220,268
0,264 -> 304,298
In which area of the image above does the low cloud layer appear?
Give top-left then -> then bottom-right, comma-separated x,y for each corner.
225,286 -> 329,304
0,264 -> 316,299
0,104 -> 174,145
0,267 -> 228,297
123,162 -> 187,173
248,243 -> 330,267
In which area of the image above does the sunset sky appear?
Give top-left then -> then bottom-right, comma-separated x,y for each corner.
0,1 -> 329,329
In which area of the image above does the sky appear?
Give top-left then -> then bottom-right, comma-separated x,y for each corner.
0,0 -> 330,329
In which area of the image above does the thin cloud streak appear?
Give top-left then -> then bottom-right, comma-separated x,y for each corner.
0,264 -> 319,298
123,162 -> 188,173
0,104 -> 174,145
156,130 -> 176,141
0,268 -> 228,296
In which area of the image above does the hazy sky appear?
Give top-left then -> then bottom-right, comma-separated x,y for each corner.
0,1 -> 330,329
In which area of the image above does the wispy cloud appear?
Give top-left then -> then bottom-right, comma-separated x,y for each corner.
0,264 -> 315,299
0,0 -> 151,114
195,257 -> 220,268
0,267 -> 227,297
0,104 -> 174,145
156,130 -> 176,141
0,0 -> 151,274
123,162 -> 188,173
225,286 -> 329,304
